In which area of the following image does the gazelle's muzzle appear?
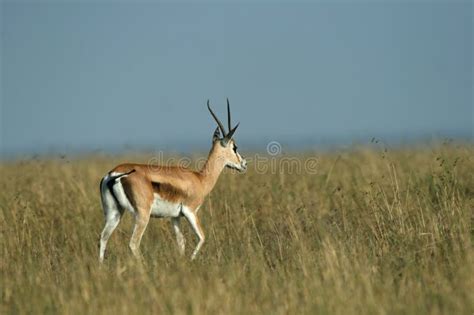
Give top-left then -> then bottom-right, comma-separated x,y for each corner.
240,159 -> 247,172
226,158 -> 247,172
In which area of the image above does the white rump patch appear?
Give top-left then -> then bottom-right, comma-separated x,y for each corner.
100,174 -> 116,214
150,193 -> 182,218
110,172 -> 136,214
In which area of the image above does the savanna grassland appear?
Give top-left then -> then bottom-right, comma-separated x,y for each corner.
1,144 -> 473,315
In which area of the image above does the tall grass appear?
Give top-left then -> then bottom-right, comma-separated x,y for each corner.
1,145 -> 473,314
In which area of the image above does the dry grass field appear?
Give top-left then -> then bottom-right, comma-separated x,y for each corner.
1,144 -> 473,314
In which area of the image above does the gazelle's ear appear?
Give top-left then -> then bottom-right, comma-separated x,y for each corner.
212,127 -> 221,142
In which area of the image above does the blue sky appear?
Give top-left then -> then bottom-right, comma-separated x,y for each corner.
1,1 -> 472,156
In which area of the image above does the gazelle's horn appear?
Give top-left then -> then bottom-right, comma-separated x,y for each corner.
207,100 -> 226,136
225,122 -> 240,142
222,98 -> 239,143
227,98 -> 231,133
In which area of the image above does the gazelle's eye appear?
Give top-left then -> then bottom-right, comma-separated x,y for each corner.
233,145 -> 238,153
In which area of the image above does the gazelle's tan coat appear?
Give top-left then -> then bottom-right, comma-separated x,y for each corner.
99,100 -> 246,261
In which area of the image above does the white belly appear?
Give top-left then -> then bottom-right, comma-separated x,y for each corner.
150,193 -> 182,218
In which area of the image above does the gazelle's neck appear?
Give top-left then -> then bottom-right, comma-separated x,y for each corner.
200,146 -> 226,195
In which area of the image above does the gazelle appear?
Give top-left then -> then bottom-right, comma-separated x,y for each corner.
99,99 -> 246,262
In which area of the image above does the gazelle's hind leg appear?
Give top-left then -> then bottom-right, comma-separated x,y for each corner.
99,177 -> 123,263
99,209 -> 122,262
129,211 -> 150,259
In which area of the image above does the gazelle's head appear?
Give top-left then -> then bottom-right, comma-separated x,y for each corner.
207,99 -> 247,172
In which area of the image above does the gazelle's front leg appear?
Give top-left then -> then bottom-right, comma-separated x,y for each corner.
182,207 -> 205,260
171,217 -> 185,256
